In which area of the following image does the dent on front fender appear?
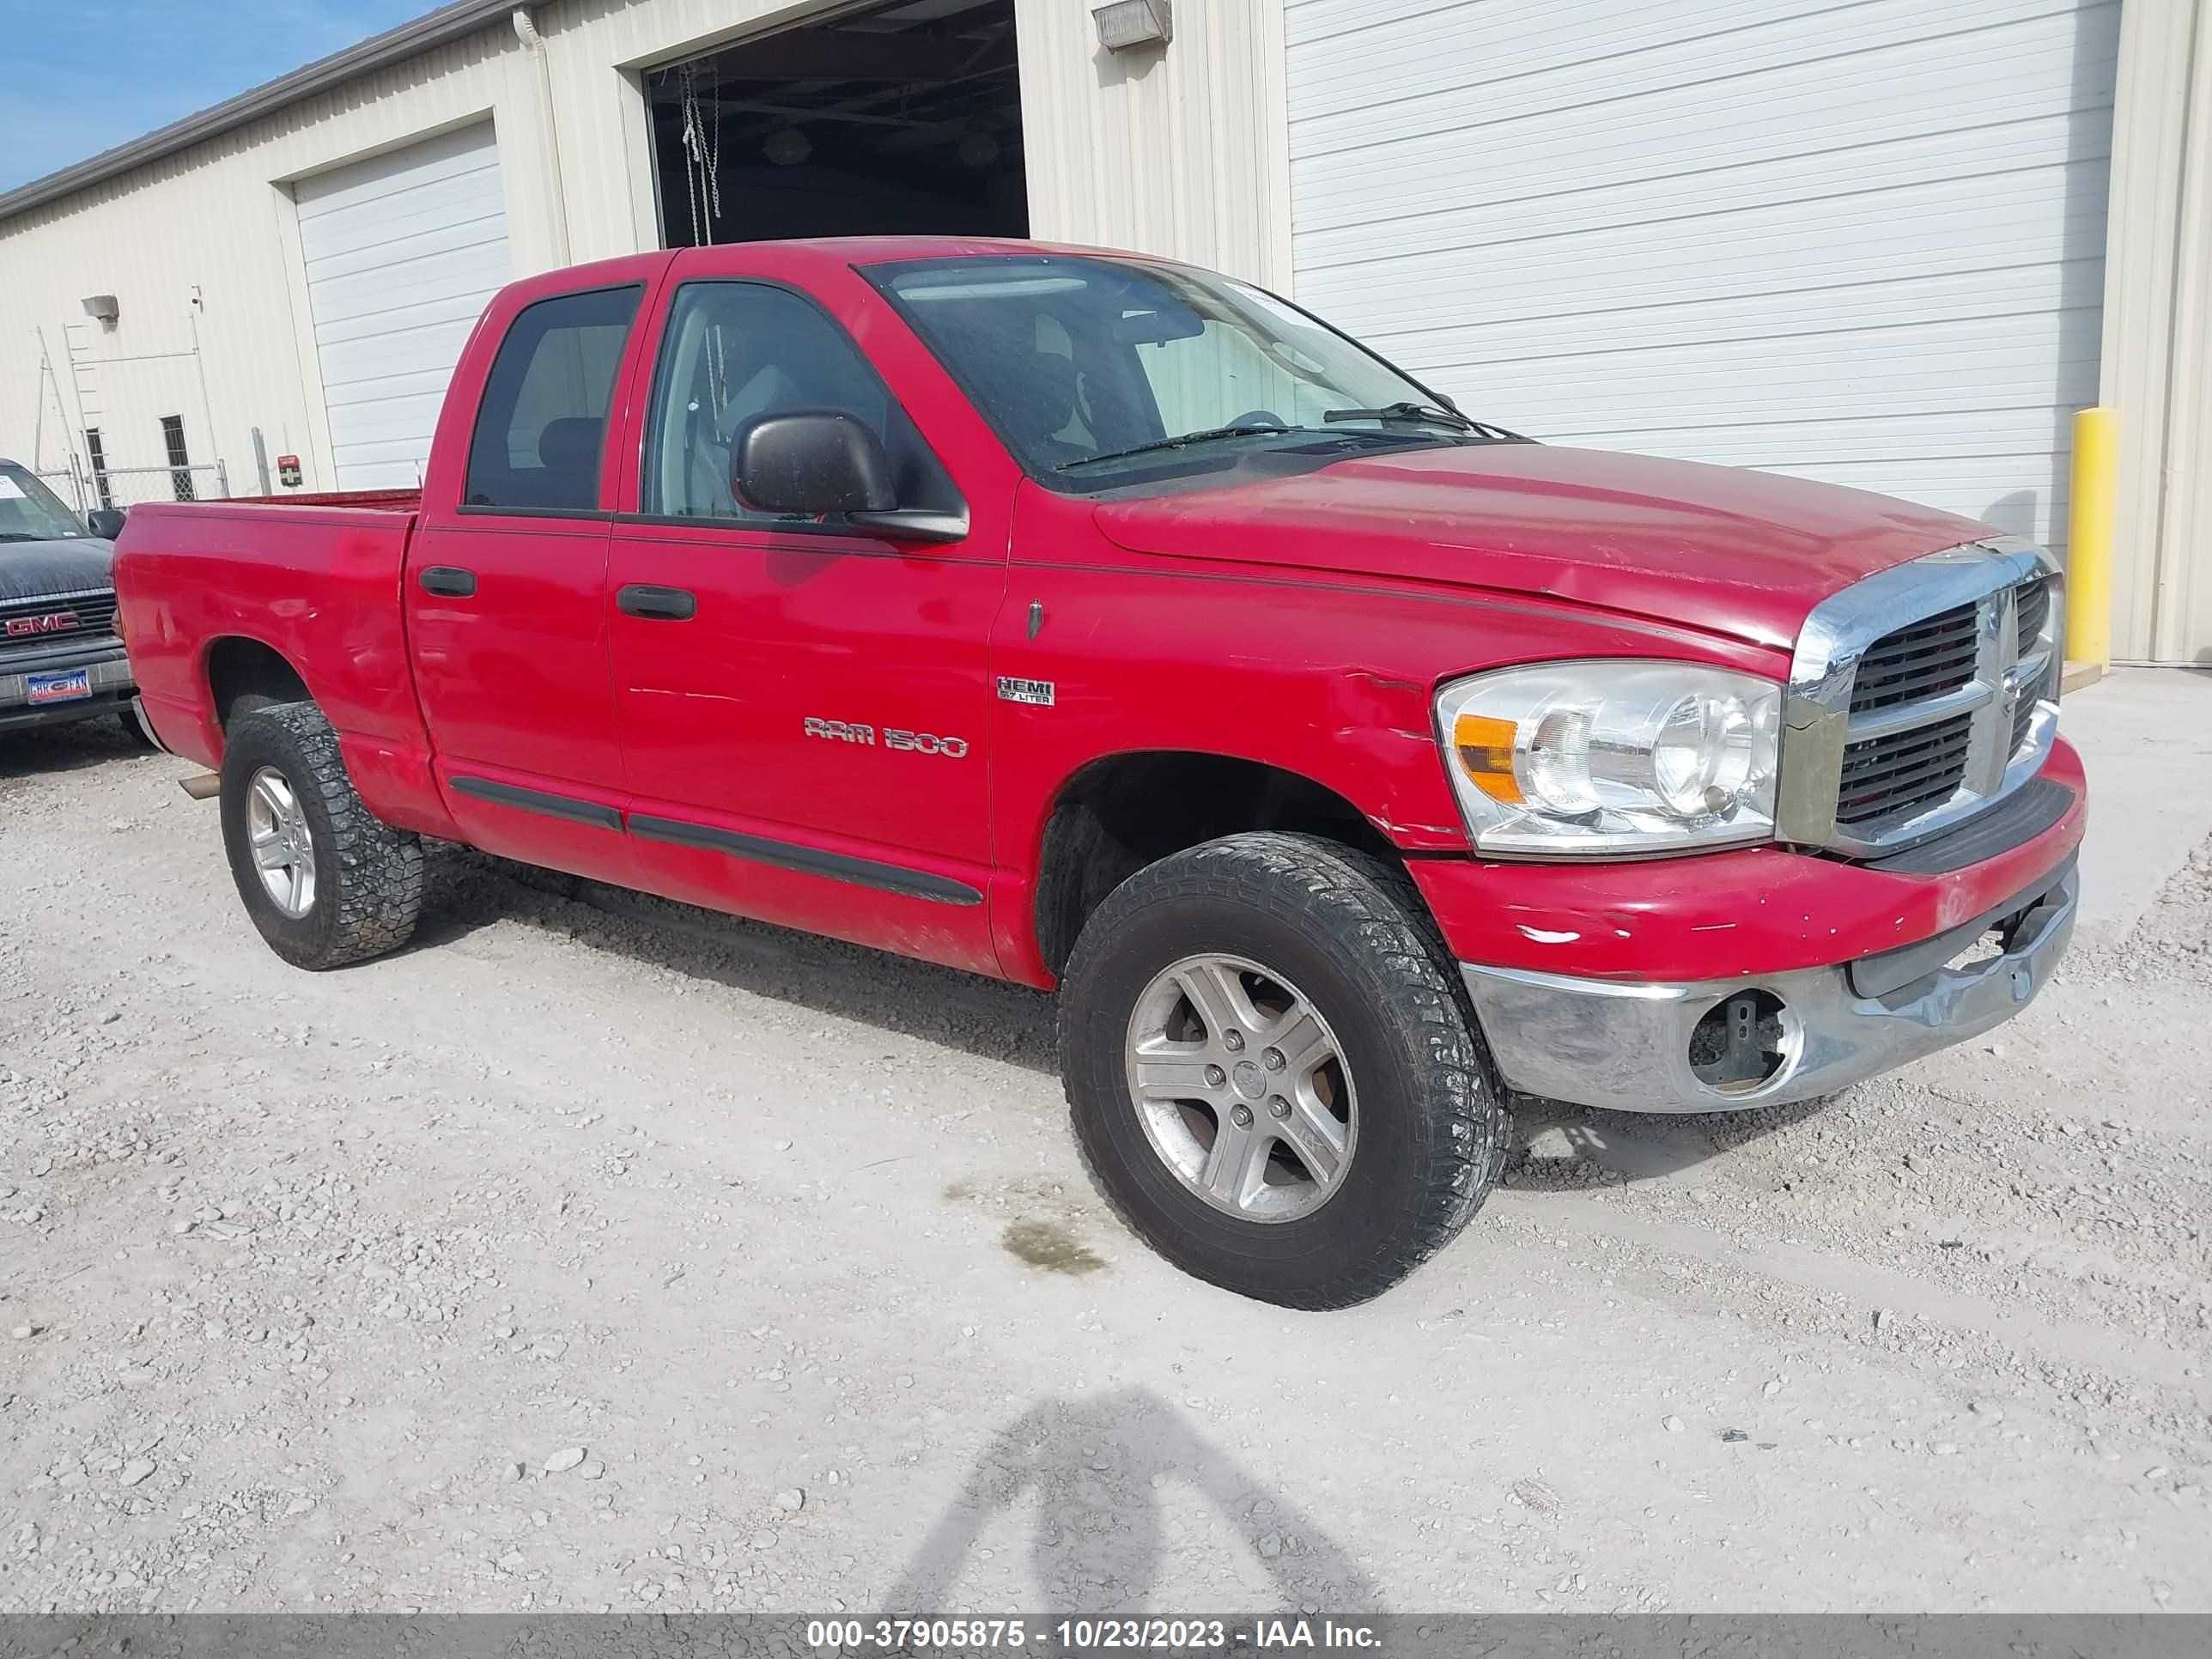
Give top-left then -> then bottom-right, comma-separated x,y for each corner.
1325,667 -> 1471,848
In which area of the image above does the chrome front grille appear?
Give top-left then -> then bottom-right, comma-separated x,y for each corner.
2014,574 -> 2051,646
1835,709 -> 1976,827
1849,601 -> 1979,715
1779,537 -> 2062,858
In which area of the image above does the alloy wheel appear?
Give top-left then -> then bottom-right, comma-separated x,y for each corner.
246,766 -> 317,919
1122,953 -> 1358,1223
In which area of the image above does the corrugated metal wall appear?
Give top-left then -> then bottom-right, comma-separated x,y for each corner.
2100,0 -> 2212,664
0,22 -> 547,498
0,0 -> 1292,498
1014,0 -> 1291,287
1283,0 -> 2121,563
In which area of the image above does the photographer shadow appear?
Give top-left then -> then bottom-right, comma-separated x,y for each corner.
884,1386 -> 1380,1613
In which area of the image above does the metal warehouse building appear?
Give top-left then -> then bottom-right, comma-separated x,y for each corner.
3,0 -> 2206,661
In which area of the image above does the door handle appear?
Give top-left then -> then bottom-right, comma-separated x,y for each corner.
617,584 -> 697,621
419,566 -> 477,598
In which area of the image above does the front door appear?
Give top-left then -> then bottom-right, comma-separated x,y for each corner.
606,277 -> 1006,973
404,281 -> 647,878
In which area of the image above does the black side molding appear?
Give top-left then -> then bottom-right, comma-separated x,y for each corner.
449,775 -> 623,830
442,780 -> 981,904
628,813 -> 983,906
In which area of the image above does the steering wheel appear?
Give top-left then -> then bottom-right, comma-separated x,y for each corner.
1230,410 -> 1287,428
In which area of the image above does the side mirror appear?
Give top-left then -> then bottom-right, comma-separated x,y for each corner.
733,411 -> 897,517
87,507 -> 127,540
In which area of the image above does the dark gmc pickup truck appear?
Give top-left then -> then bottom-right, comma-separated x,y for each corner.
0,460 -> 145,742
114,238 -> 2084,1308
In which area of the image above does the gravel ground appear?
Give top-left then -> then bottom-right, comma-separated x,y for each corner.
2,720 -> 2208,1615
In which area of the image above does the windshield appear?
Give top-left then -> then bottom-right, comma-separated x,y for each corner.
872,255 -> 1477,483
0,465 -> 90,543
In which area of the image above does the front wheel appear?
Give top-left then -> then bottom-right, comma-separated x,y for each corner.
219,702 -> 423,969
1059,832 -> 1510,1309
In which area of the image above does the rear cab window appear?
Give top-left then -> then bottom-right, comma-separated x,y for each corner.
463,285 -> 643,514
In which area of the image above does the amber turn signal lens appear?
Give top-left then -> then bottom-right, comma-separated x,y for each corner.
1453,712 -> 1522,802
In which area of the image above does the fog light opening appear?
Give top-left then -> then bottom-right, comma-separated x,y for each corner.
1689,989 -> 1790,1095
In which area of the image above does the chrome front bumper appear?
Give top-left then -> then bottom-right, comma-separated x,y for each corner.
1461,866 -> 2077,1115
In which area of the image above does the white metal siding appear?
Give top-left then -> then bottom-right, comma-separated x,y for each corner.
0,22 -> 540,497
1286,0 -> 2122,555
2100,0 -> 2212,663
296,124 -> 509,489
1016,0 -> 1293,287
0,0 -> 1295,500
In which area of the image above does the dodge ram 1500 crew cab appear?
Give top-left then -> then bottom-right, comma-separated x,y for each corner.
114,239 -> 2083,1308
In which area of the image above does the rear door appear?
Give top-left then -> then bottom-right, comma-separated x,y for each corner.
604,268 -> 1009,974
404,278 -> 653,878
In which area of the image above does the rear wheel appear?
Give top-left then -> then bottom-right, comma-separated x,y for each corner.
219,702 -> 423,969
1059,831 -> 1509,1309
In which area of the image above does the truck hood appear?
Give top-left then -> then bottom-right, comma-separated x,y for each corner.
1091,444 -> 1996,652
1,537 -> 116,602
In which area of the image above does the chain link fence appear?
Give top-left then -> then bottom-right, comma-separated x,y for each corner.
33,459 -> 230,514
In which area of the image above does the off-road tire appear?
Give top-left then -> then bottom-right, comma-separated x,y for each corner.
220,702 -> 423,969
1059,831 -> 1510,1309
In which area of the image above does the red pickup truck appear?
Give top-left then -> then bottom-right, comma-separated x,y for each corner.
115,238 -> 2082,1307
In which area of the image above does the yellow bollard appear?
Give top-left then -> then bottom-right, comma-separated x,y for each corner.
2066,405 -> 2117,672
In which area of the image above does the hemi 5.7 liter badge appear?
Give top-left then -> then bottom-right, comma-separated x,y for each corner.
997,677 -> 1055,707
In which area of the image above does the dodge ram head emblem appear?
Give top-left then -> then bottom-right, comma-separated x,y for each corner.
5,611 -> 80,637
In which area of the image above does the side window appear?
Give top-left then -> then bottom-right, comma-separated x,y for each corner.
464,285 -> 642,512
641,282 -> 956,522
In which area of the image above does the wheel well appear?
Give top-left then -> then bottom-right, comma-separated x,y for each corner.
1033,752 -> 1401,977
207,638 -> 312,729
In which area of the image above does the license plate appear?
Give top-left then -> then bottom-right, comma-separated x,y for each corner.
26,669 -> 93,706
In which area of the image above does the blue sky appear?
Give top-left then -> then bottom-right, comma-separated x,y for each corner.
3,1 -> 432,193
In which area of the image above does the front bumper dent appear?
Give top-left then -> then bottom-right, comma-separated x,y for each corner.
1460,866 -> 2077,1114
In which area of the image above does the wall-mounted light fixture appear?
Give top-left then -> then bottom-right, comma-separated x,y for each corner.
82,294 -> 119,330
1093,0 -> 1171,52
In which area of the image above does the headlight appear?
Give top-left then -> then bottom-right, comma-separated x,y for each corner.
1436,661 -> 1781,856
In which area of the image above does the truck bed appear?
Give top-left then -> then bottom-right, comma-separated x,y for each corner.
221,489 -> 422,512
112,495 -> 428,781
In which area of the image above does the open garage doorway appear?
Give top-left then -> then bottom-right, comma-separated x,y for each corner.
646,0 -> 1025,249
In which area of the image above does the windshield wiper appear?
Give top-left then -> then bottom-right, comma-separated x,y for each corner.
1054,421 -> 1291,471
1322,400 -> 1477,433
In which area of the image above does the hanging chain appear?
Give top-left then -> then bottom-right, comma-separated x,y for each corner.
666,61 -> 728,418
677,62 -> 723,250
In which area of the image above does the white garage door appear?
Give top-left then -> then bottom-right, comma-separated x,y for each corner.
296,123 -> 510,490
1286,0 -> 2120,555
